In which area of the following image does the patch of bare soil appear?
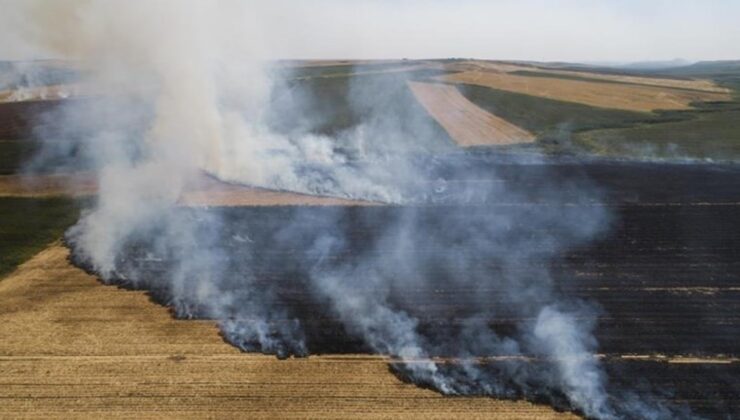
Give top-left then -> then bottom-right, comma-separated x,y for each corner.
0,244 -> 574,419
408,81 -> 535,147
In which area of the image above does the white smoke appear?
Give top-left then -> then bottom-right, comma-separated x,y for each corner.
1,1 -> 689,418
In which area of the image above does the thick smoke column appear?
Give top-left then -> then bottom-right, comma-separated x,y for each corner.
3,1 -> 688,418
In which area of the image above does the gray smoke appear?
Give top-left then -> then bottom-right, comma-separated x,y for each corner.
2,1 -> 690,418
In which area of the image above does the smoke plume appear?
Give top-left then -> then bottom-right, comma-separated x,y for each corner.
2,1 -> 690,418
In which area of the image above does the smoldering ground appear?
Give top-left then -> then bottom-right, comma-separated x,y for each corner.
3,1 -> 694,419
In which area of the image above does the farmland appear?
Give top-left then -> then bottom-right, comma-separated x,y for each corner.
442,69 -> 730,112
0,231 -> 570,419
408,81 -> 534,147
0,197 -> 81,277
2,59 -> 740,418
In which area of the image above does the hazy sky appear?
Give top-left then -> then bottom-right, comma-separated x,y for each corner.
269,0 -> 740,62
2,0 -> 739,63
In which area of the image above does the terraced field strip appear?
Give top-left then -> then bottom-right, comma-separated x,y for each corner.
408,81 -> 535,147
442,71 -> 731,112
0,244 -> 572,419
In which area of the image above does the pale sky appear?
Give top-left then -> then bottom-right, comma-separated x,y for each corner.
264,0 -> 740,62
1,0 -> 739,63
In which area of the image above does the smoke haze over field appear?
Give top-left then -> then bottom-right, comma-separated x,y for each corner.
1,0 -> 739,62
1,1 -> 697,418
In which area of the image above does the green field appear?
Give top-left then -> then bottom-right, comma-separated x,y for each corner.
450,63 -> 740,160
573,109 -> 740,161
455,83 -> 676,154
0,139 -> 37,174
268,67 -> 456,153
0,197 -> 82,277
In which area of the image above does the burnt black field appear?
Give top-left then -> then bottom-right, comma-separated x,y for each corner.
69,157 -> 740,419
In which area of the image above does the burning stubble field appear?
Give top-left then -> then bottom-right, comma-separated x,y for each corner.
1,59 -> 740,418
63,158 -> 739,419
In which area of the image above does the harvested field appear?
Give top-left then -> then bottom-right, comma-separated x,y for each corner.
442,70 -> 732,112
521,68 -> 731,93
0,244 -> 572,419
0,173 -> 97,198
181,175 -> 377,207
408,81 -> 535,147
0,172 -> 374,206
442,60 -> 729,94
444,61 -> 533,74
3,159 -> 740,418
96,159 -> 740,418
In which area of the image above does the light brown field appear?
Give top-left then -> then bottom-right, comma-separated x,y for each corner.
442,70 -> 731,112
0,173 -> 97,198
528,69 -> 731,94
0,173 -> 375,206
0,244 -> 575,419
181,175 -> 377,207
443,61 -> 729,94
408,81 -> 535,147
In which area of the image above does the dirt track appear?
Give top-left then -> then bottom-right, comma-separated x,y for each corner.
408,81 -> 535,147
0,244 -> 572,419
442,70 -> 731,112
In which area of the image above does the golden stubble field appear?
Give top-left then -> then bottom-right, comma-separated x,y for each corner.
441,69 -> 730,113
0,244 -> 576,419
408,81 -> 535,147
0,172 -> 377,206
444,60 -> 731,94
